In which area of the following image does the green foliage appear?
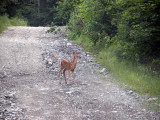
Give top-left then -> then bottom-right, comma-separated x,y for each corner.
68,10 -> 84,39
0,14 -> 10,33
16,0 -> 59,26
67,0 -> 160,65
9,16 -> 27,26
69,0 -> 117,45
66,0 -> 160,99
47,22 -> 57,33
113,0 -> 160,62
0,0 -> 17,17
0,0 -> 59,26
96,45 -> 160,98
54,0 -> 81,25
12,0 -> 80,26
0,14 -> 27,33
73,35 -> 160,102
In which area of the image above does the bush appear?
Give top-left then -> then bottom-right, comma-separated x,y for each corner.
0,14 -> 27,33
112,0 -> 160,62
68,0 -> 160,64
68,0 -> 117,46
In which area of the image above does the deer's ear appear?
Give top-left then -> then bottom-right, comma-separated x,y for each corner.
73,52 -> 75,54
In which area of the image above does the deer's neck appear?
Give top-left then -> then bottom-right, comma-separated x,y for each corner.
71,56 -> 77,68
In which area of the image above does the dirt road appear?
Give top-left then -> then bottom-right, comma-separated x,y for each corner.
0,27 -> 159,120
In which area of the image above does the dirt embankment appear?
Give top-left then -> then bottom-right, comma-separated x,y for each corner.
0,27 -> 159,120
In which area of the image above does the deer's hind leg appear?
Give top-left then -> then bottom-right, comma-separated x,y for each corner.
63,69 -> 67,84
59,68 -> 63,84
66,70 -> 71,84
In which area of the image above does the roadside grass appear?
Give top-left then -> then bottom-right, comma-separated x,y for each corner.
71,34 -> 160,102
96,47 -> 160,97
0,14 -> 27,33
74,34 -> 93,51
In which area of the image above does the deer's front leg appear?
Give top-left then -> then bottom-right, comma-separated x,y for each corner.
67,70 -> 71,84
72,71 -> 77,85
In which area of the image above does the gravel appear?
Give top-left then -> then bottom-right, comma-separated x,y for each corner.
0,26 -> 159,120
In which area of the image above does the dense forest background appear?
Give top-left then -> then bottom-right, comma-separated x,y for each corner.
1,0 -> 160,64
0,0 -> 160,98
1,0 -> 160,68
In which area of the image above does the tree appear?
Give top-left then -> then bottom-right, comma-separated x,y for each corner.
68,0 -> 116,45
0,0 -> 17,17
16,0 -> 59,26
54,0 -> 80,25
113,0 -> 160,61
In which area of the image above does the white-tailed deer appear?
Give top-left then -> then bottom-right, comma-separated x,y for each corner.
59,52 -> 80,85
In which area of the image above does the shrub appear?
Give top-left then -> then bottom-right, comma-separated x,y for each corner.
0,14 -> 27,33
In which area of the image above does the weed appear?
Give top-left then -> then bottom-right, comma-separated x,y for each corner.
72,35 -> 160,101
0,14 -> 27,33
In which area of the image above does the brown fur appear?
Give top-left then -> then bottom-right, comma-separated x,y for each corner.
59,52 -> 80,85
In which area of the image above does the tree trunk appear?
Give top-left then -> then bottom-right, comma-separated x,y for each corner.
37,0 -> 40,14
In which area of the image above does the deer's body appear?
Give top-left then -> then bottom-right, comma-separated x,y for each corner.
59,52 -> 79,85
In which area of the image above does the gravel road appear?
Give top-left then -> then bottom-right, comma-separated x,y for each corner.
0,27 -> 159,120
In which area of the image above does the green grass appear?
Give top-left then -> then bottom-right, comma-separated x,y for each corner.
74,34 -> 94,50
71,34 -> 160,101
96,47 -> 160,97
0,14 -> 27,33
